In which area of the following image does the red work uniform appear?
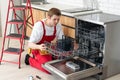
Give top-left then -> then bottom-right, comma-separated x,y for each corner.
29,21 -> 56,73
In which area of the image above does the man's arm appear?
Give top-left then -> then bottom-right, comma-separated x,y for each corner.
28,42 -> 47,51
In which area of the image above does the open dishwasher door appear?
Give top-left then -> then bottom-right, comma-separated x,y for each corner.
43,57 -> 103,80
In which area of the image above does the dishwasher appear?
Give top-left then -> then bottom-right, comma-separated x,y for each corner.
43,22 -> 105,80
43,13 -> 120,80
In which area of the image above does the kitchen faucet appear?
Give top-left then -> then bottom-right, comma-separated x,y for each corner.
91,0 -> 99,9
83,0 -> 99,10
42,0 -> 47,4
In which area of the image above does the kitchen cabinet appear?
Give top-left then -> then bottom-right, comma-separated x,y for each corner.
26,8 -> 46,37
60,15 -> 75,38
32,8 -> 46,22
62,25 -> 75,38
26,8 -> 76,38
60,15 -> 75,28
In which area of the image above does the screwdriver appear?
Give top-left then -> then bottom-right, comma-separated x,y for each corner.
36,75 -> 41,80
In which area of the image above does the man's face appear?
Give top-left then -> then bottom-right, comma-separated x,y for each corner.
49,15 -> 60,26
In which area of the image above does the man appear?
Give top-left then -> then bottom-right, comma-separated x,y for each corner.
25,8 -> 64,73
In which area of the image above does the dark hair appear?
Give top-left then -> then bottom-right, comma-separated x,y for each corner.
48,8 -> 61,17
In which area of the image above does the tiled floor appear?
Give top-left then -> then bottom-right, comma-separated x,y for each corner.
106,74 -> 120,80
0,37 -> 120,80
0,38 -> 55,80
0,37 -> 96,80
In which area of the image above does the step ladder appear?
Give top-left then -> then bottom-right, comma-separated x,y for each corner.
0,0 -> 34,68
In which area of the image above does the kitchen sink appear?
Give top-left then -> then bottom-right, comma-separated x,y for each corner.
62,8 -> 94,13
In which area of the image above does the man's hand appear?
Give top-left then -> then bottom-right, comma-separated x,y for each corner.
39,43 -> 49,55
39,43 -> 47,51
51,38 -> 57,44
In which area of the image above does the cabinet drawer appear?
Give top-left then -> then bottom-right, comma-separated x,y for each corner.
26,9 -> 46,37
60,16 -> 75,28
62,26 -> 75,38
32,8 -> 46,23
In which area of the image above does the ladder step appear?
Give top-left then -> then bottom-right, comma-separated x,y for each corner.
6,33 -> 23,40
0,60 -> 19,64
8,19 -> 24,24
6,33 -> 29,40
3,47 -> 24,55
10,5 -> 26,10
24,36 -> 30,40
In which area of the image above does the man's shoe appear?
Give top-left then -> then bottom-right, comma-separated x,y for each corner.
25,54 -> 30,65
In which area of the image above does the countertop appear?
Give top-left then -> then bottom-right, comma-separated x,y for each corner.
23,2 -> 120,25
22,2 -> 102,17
76,12 -> 120,25
22,2 -> 120,23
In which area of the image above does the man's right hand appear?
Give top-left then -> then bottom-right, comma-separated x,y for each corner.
39,43 -> 47,51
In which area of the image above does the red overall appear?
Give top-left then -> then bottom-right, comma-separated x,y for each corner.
29,21 -> 56,73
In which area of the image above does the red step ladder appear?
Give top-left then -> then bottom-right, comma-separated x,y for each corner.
0,0 -> 34,68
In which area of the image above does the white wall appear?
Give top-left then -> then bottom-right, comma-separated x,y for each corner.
98,0 -> 120,15
0,0 -> 21,37
48,0 -> 120,16
0,0 -> 2,37
1,0 -> 9,37
47,0 -> 84,7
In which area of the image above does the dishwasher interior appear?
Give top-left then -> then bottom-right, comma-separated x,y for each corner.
43,19 -> 105,80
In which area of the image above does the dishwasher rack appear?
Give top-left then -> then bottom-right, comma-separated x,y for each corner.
76,21 -> 105,64
44,36 -> 75,59
78,27 -> 104,57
